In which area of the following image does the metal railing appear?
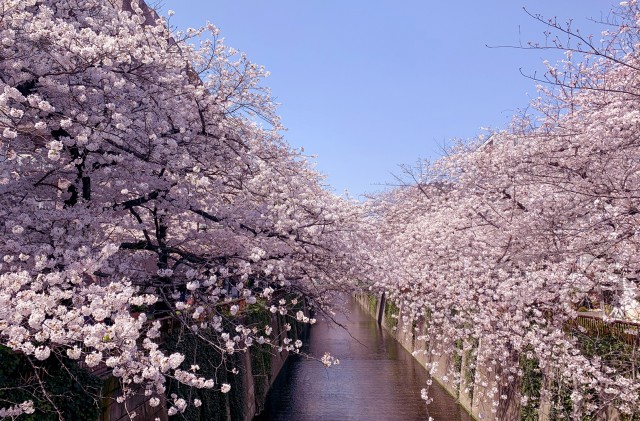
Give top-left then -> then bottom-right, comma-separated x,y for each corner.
568,313 -> 640,345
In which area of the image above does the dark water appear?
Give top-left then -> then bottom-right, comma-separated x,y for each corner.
254,296 -> 473,421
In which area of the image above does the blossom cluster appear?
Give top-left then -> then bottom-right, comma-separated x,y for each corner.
0,0 -> 367,417
366,2 -> 640,417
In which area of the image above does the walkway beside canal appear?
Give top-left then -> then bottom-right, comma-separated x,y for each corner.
255,296 -> 473,421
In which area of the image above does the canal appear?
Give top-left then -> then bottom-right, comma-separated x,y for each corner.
254,296 -> 473,421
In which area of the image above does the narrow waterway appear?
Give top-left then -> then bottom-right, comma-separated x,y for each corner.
254,296 -> 473,421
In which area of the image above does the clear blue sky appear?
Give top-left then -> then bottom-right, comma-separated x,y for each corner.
158,0 -> 615,198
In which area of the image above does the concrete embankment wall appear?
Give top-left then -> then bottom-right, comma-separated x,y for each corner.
100,309 -> 308,421
355,294 -> 626,421
354,293 -> 516,421
355,294 -> 632,421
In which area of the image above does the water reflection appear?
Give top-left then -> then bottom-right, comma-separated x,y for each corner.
254,296 -> 473,421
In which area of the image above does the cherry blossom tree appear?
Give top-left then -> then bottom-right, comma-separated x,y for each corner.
369,2 -> 640,418
0,0 -> 361,418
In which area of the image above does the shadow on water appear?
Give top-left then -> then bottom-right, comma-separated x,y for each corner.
254,296 -> 474,421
